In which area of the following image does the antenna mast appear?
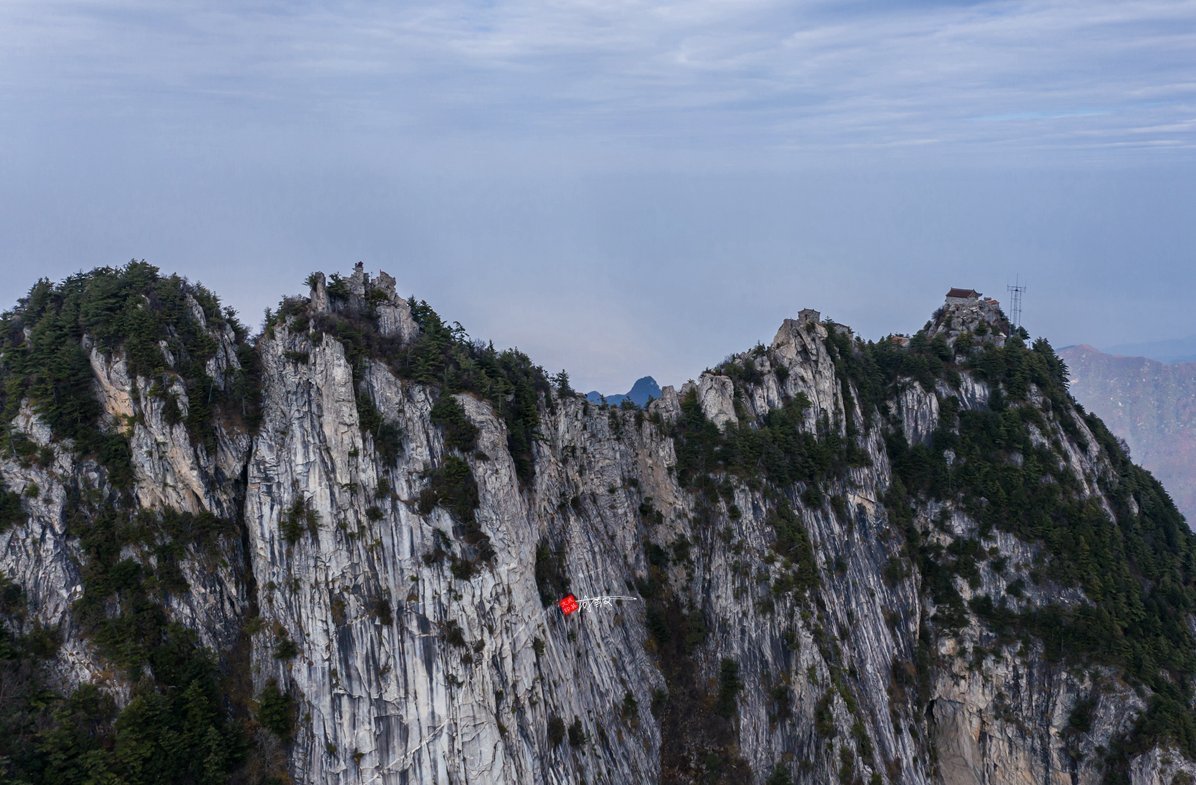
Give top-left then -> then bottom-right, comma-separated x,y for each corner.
1007,277 -> 1028,330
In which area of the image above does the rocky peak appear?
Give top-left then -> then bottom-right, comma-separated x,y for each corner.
307,264 -> 420,342
2,267 -> 1195,785
927,289 -> 1011,347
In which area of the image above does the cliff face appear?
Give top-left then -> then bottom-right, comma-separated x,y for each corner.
2,265 -> 1195,785
0,284 -> 251,696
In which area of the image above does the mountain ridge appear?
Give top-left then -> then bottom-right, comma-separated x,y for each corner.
1099,334 -> 1196,365
585,375 -> 662,407
1,262 -> 1194,785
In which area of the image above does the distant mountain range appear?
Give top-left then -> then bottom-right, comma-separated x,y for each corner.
1060,344 -> 1196,526
585,376 -> 662,407
1101,334 -> 1196,364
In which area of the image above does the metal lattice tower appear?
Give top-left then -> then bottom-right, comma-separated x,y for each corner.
1007,278 -> 1028,329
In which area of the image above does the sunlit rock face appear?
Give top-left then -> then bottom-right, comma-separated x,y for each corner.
2,266 -> 1194,785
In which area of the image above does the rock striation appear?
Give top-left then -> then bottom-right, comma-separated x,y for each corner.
1,263 -> 1194,785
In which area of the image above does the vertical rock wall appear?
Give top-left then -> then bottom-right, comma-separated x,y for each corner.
3,267 -> 1194,785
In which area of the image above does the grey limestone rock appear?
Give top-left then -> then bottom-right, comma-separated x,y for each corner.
0,280 -> 1188,785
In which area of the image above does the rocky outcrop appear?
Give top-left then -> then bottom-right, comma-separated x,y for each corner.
2,304 -> 251,690
0,402 -> 100,692
928,297 -> 1010,347
308,264 -> 420,343
234,288 -> 1187,785
1,266 -> 1191,785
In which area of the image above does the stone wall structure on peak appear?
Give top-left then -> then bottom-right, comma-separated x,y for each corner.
930,287 -> 1010,347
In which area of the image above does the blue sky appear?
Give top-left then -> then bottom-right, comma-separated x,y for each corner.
2,0 -> 1194,391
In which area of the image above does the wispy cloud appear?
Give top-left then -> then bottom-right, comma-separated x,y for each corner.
2,0 -> 1194,160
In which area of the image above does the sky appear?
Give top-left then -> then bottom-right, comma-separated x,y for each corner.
1,0 -> 1194,393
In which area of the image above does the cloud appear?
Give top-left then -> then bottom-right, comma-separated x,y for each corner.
2,0 -> 1194,160
1,0 -> 1194,393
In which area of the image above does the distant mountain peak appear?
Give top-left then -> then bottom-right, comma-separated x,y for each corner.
585,375 -> 661,407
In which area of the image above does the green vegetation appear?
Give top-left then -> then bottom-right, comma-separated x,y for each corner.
0,614 -> 246,785
417,455 -> 491,579
767,501 -> 819,599
69,504 -> 227,676
0,487 -> 24,532
552,370 -> 573,397
370,596 -> 393,626
715,658 -> 742,718
814,689 -> 837,740
7,265 -> 1196,782
863,329 -> 1196,778
274,635 -> 299,660
325,273 -> 350,300
621,691 -> 638,720
0,267 -> 272,785
765,765 -> 795,785
271,289 -> 404,465
0,267 -> 267,782
0,263 -> 259,488
671,389 -> 858,498
547,715 -> 566,747
534,539 -> 568,607
257,679 -> 296,743
27,679 -> 241,785
312,297 -> 551,484
430,394 -> 479,453
0,574 -> 67,780
567,718 -> 587,747
355,390 -> 403,467
638,554 -> 747,783
1068,694 -> 1097,736
442,619 -> 467,648
418,456 -> 480,524
656,348 -> 868,780
280,496 -> 319,544
35,501 -> 249,782
768,683 -> 793,724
